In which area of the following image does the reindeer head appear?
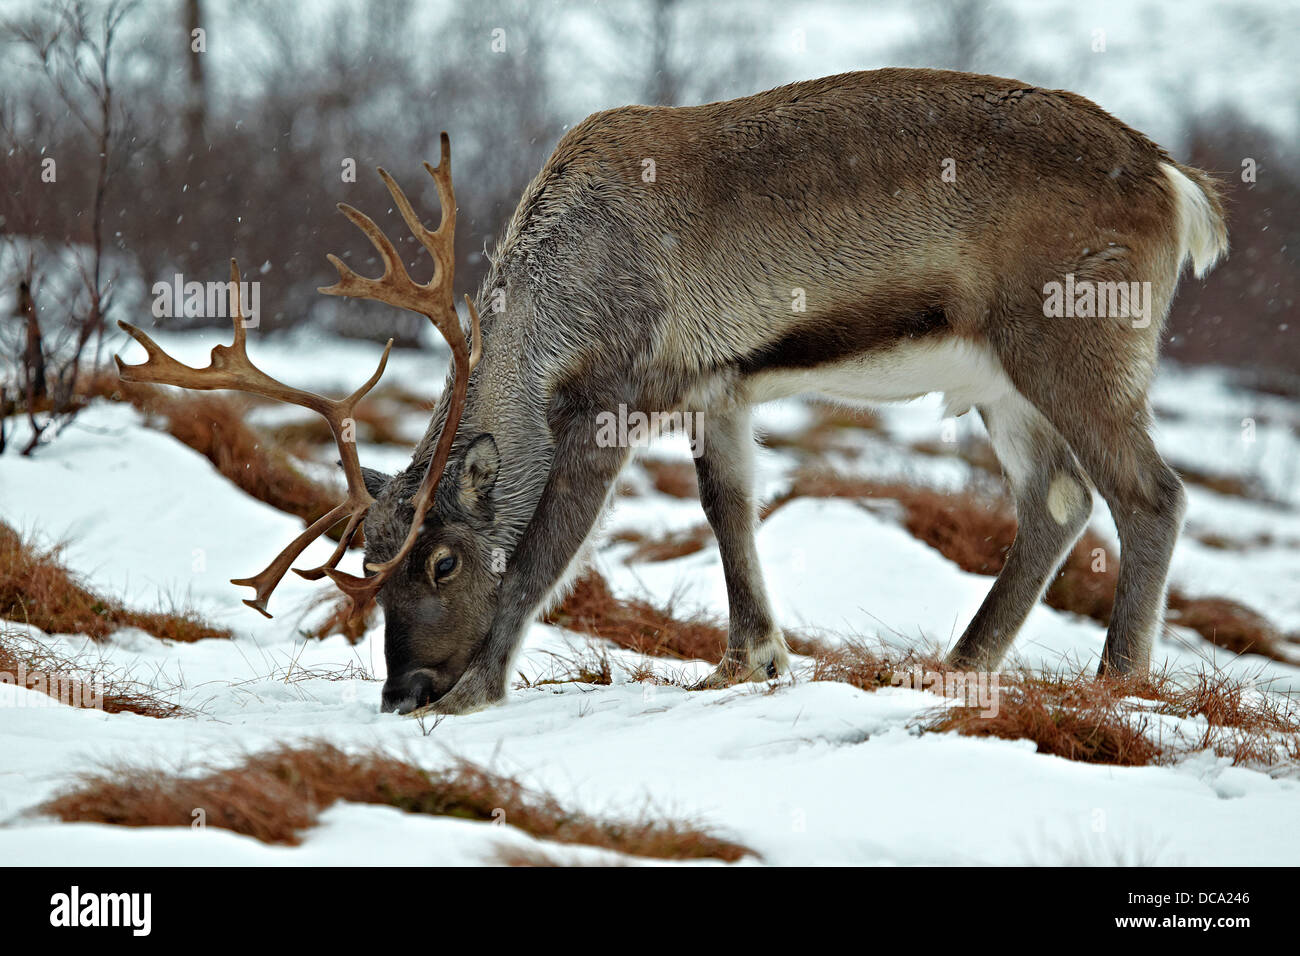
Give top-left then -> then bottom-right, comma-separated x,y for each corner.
358,431 -> 501,714
116,133 -> 489,715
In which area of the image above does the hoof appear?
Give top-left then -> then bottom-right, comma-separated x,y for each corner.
690,641 -> 788,690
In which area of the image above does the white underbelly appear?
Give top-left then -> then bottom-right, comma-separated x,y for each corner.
744,336 -> 1018,417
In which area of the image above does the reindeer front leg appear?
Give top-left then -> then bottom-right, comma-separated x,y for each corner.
427,405 -> 630,715
691,403 -> 789,687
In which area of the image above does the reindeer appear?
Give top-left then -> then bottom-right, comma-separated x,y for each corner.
117,69 -> 1227,715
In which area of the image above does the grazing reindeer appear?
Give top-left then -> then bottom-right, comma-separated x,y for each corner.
118,69 -> 1226,715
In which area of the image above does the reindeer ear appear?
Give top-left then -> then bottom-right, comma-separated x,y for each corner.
458,434 -> 499,513
361,467 -> 392,498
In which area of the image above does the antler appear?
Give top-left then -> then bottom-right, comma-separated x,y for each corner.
115,132 -> 480,623
316,131 -> 481,613
115,260 -> 393,617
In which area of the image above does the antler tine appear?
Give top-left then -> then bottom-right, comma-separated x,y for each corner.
115,258 -> 395,617
377,165 -> 449,280
425,131 -> 455,240
293,508 -> 367,581
231,501 -> 351,617
399,133 -> 456,268
319,202 -> 408,301
310,134 -> 481,611
209,133 -> 477,624
116,260 -> 252,391
227,259 -> 250,352
463,294 -> 482,373
315,299 -> 479,614
319,134 -> 457,318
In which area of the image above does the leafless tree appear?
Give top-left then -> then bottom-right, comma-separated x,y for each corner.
595,0 -> 770,108
183,0 -> 206,150
1,0 -> 135,454
895,0 -> 1015,75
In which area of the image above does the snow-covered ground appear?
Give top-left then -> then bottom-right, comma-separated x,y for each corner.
2,330 -> 1298,865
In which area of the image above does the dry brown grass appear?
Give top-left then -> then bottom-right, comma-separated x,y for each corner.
40,742 -> 753,861
1191,530 -> 1298,552
84,373 -> 355,542
758,402 -> 879,456
809,642 -> 949,693
1164,595 -> 1292,663
305,592 -> 376,644
910,436 -> 1003,476
764,468 -> 1289,662
1175,463 -> 1273,503
268,402 -> 408,452
532,588 -> 1296,770
907,414 -> 1273,507
1152,671 -> 1300,765
0,521 -> 230,643
763,472 -> 1016,577
923,672 -> 1164,767
0,626 -> 188,717
613,523 -> 715,563
638,458 -> 698,499
546,571 -> 729,663
809,641 -> 1300,769
518,649 -> 615,688
545,569 -> 822,663
955,667 -> 1300,768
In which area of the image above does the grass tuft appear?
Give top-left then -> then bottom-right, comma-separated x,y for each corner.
923,672 -> 1164,766
637,458 -> 699,499
0,625 -> 188,718
546,570 -> 729,663
804,641 -> 1300,769
765,469 -> 1289,662
613,524 -> 716,563
0,521 -> 230,643
1164,595 -> 1291,662
809,642 -> 948,692
39,742 -> 753,861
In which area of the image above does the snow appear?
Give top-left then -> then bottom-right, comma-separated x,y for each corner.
0,402 -> 348,638
3,336 -> 1299,865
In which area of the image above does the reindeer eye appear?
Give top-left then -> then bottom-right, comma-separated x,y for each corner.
428,548 -> 458,582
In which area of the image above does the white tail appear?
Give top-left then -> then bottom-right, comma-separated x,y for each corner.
1160,162 -> 1229,278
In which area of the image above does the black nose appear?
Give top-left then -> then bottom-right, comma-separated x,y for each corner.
381,669 -> 440,714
